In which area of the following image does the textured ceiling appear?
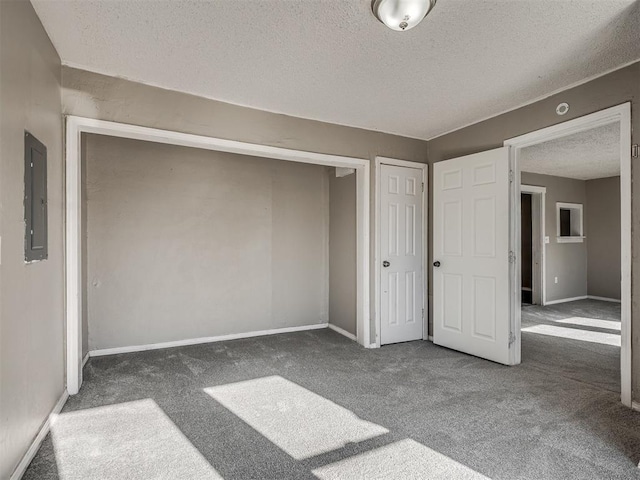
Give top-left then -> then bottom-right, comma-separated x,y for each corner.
31,0 -> 640,140
520,123 -> 620,180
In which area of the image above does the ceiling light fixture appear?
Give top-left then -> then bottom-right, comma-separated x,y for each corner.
372,0 -> 437,32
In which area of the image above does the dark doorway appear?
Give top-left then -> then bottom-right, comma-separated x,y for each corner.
521,193 -> 533,304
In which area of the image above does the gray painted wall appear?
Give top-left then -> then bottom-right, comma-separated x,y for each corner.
84,134 -> 330,351
426,61 -> 639,400
62,67 -> 429,163
0,1 -> 65,478
329,170 -> 357,335
62,66 -> 429,351
586,176 -> 621,300
521,172 -> 588,302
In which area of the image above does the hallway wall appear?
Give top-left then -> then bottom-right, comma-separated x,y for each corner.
586,176 -> 621,300
329,170 -> 357,336
521,172 -> 588,303
0,1 -> 64,477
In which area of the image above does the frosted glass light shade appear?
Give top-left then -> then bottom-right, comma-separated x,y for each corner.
372,0 -> 437,31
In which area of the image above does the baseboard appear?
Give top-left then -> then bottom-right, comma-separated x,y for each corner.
89,323 -> 329,357
10,390 -> 69,480
545,295 -> 621,305
427,335 -> 434,341
587,295 -> 621,303
544,296 -> 588,306
82,352 -> 89,368
632,401 -> 640,413
327,323 -> 357,341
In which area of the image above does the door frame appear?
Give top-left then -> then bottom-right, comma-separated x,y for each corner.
504,102 -> 632,407
374,157 -> 429,347
65,116 -> 372,395
520,185 -> 547,306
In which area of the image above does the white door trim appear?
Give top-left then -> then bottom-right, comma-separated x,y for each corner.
374,157 -> 428,347
521,185 -> 546,306
65,116 -> 371,395
505,102 -> 632,408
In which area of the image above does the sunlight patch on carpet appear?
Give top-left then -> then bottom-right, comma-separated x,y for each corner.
312,439 -> 490,480
51,399 -> 222,479
205,376 -> 388,460
522,324 -> 620,346
555,316 -> 620,331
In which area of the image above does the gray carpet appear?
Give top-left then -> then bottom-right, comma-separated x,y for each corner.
522,299 -> 621,393
24,301 -> 640,479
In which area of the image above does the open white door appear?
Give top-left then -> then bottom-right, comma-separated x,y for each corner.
433,147 -> 514,365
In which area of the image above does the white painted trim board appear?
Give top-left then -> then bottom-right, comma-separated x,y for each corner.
520,185 -> 547,195
90,323 -> 330,357
327,323 -> 357,341
556,202 -> 584,243
521,184 -> 546,306
587,295 -> 621,303
66,116 -> 371,395
542,295 -> 621,306
544,296 -> 589,306
10,390 -> 69,480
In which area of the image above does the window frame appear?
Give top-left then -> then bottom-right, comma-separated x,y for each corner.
555,201 -> 584,243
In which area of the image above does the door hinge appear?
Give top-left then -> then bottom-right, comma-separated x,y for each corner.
633,144 -> 639,158
509,331 -> 516,345
509,170 -> 514,183
509,250 -> 516,264
422,308 -> 424,320
422,182 -> 424,192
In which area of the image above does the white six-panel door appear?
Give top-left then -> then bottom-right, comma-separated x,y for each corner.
433,148 -> 512,364
380,165 -> 424,345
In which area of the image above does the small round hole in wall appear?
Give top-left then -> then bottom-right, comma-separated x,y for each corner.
556,102 -> 569,116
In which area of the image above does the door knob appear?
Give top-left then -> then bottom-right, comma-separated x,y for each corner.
383,261 -> 390,268
433,261 -> 441,267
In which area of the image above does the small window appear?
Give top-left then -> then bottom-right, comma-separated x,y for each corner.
556,202 -> 583,243
24,131 -> 48,262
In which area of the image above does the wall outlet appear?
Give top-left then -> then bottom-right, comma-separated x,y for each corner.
554,277 -> 558,284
